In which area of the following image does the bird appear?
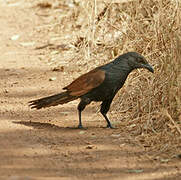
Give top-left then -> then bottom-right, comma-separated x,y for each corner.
29,52 -> 154,129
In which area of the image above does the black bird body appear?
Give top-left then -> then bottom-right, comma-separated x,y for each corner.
82,67 -> 128,102
29,52 -> 154,128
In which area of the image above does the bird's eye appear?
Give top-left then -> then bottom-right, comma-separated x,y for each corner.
137,57 -> 146,64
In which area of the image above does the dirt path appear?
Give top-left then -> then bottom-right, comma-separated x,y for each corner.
0,1 -> 180,180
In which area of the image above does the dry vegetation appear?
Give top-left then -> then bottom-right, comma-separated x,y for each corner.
34,0 -> 181,159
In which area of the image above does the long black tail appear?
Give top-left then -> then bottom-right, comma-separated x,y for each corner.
29,91 -> 78,109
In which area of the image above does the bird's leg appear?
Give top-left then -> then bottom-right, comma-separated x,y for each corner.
77,98 -> 91,129
78,109 -> 83,129
102,113 -> 112,128
100,99 -> 114,128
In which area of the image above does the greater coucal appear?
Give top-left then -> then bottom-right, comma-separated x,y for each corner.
29,52 -> 154,128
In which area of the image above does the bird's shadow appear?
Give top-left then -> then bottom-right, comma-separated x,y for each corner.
13,121 -> 84,131
13,121 -> 113,131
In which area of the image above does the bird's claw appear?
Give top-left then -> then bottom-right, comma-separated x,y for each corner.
77,124 -> 85,129
106,124 -> 115,129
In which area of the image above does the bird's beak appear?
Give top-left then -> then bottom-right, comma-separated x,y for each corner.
142,63 -> 154,73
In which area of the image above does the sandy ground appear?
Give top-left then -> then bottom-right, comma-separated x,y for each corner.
0,1 -> 180,180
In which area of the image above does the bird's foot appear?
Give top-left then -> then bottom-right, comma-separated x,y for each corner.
77,124 -> 86,129
106,124 -> 116,129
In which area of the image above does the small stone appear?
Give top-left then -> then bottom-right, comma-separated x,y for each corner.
79,131 -> 85,135
49,77 -> 56,81
86,145 -> 94,149
160,158 -> 170,163
4,89 -> 9,93
11,34 -> 20,41
20,42 -> 35,47
111,134 -> 120,137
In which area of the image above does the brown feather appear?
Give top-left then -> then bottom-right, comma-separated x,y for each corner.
29,92 -> 77,109
63,68 -> 105,96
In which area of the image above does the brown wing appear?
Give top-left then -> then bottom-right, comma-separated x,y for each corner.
63,68 -> 105,96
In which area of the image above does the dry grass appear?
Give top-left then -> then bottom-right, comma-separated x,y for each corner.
34,0 -> 181,159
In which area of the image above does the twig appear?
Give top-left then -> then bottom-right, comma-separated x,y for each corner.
35,43 -> 53,50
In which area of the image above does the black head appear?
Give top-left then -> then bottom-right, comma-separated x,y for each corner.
126,52 -> 154,73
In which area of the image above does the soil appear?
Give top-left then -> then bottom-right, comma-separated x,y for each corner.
0,1 -> 180,180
